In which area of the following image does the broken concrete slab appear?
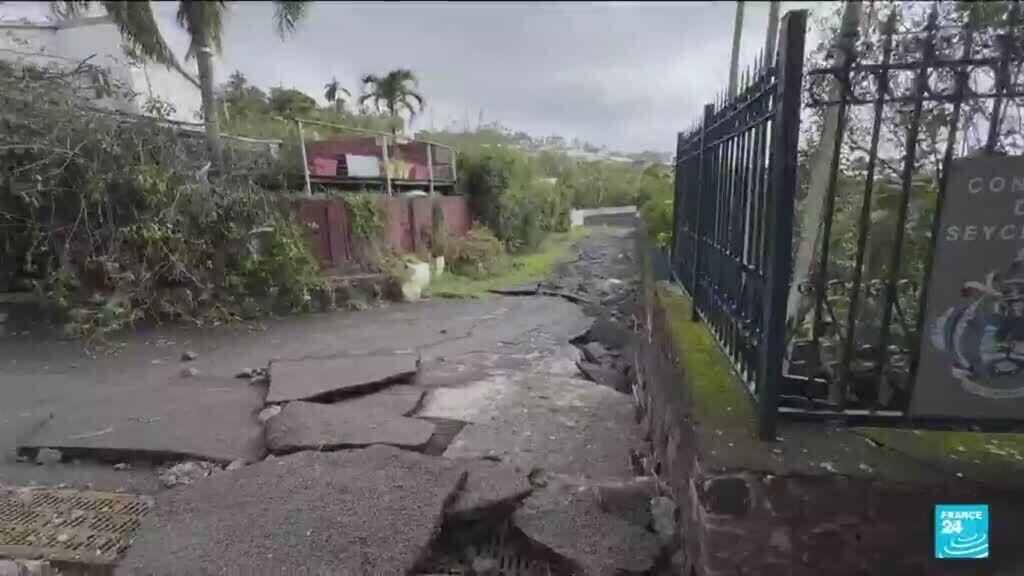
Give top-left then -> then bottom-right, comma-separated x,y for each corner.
334,384 -> 425,416
513,483 -> 661,576
488,283 -> 540,296
17,382 -> 266,465
117,446 -> 467,576
265,401 -> 435,454
592,477 -> 656,529
422,373 -> 643,482
581,342 -> 611,364
267,353 -> 418,403
585,317 -> 629,350
576,361 -> 630,394
447,459 -> 533,521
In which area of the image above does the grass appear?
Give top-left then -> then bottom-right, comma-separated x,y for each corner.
656,285 -> 758,432
426,227 -> 589,298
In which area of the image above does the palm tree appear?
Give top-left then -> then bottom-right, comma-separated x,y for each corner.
359,69 -> 425,135
51,1 -> 309,170
323,76 -> 351,113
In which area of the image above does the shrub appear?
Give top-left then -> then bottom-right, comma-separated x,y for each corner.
458,147 -> 532,230
445,224 -> 508,279
496,186 -> 544,252
639,185 -> 674,249
1,61 -> 325,337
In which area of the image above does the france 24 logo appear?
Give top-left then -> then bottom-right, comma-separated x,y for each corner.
935,504 -> 989,559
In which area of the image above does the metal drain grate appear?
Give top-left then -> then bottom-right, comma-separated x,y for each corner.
0,488 -> 153,565
463,519 -> 553,576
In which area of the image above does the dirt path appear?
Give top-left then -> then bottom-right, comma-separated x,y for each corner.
1,221 -> 677,575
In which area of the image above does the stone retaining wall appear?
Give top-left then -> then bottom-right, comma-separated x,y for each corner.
633,233 -> 1024,576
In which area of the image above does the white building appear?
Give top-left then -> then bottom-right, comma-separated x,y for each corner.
0,13 -> 202,123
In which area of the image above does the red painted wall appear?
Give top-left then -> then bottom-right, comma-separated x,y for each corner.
292,195 -> 469,270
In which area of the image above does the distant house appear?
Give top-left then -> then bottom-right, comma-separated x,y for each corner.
304,135 -> 457,194
0,14 -> 202,123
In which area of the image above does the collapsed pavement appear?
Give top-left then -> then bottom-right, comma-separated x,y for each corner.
1,223 -> 680,575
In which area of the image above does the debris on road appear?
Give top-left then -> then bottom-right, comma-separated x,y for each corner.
158,461 -> 217,488
576,361 -> 630,394
513,482 -> 661,576
35,448 -> 62,465
446,459 -> 533,521
592,476 -> 657,528
257,405 -> 281,423
180,367 -> 199,378
181,351 -> 199,362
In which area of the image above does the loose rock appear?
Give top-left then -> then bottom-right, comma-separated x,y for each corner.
113,462 -> 132,471
225,458 -> 247,471
35,448 -> 62,465
159,461 -> 216,488
592,477 -> 656,528
257,405 -> 281,423
181,351 -> 199,362
576,361 -> 630,394
581,342 -> 611,364
651,496 -> 677,541
181,367 -> 199,378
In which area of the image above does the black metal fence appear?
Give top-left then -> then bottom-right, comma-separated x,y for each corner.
672,2 -> 1024,438
672,11 -> 807,439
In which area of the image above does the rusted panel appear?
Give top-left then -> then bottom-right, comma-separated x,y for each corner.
326,200 -> 353,264
441,196 -> 471,237
293,200 -> 331,268
411,196 -> 433,256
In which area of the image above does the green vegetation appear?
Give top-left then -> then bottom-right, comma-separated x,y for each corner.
51,0 -> 310,169
359,69 -> 425,136
443,224 -> 508,280
639,184 -> 674,249
428,229 -> 586,298
656,285 -> 757,432
0,61 -> 325,338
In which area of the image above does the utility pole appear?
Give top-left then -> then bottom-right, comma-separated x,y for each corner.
765,0 -> 780,66
728,0 -> 745,99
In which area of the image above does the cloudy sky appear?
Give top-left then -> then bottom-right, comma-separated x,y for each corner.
6,1 -> 835,153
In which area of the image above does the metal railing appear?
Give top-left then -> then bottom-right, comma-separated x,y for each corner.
672,11 -> 807,439
672,3 -> 1024,437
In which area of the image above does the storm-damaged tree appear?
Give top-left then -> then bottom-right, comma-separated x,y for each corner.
359,69 -> 425,135
50,0 -> 310,171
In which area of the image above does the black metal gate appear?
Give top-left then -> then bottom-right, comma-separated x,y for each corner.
672,2 -> 1024,438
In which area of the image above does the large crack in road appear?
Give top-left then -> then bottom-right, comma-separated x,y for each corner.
1,222 -> 681,575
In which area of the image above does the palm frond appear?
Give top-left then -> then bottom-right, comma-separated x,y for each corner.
99,1 -> 176,66
403,90 -> 424,112
273,0 -> 309,38
50,0 -> 93,20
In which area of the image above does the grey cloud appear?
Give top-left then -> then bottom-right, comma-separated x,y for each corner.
149,1 -> 834,152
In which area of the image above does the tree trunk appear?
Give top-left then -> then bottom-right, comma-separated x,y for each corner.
191,2 -> 224,171
764,1 -> 780,66
728,1 -> 745,98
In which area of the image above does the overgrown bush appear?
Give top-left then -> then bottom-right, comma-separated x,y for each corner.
1,61 -> 325,336
639,185 -> 674,249
444,224 -> 507,279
